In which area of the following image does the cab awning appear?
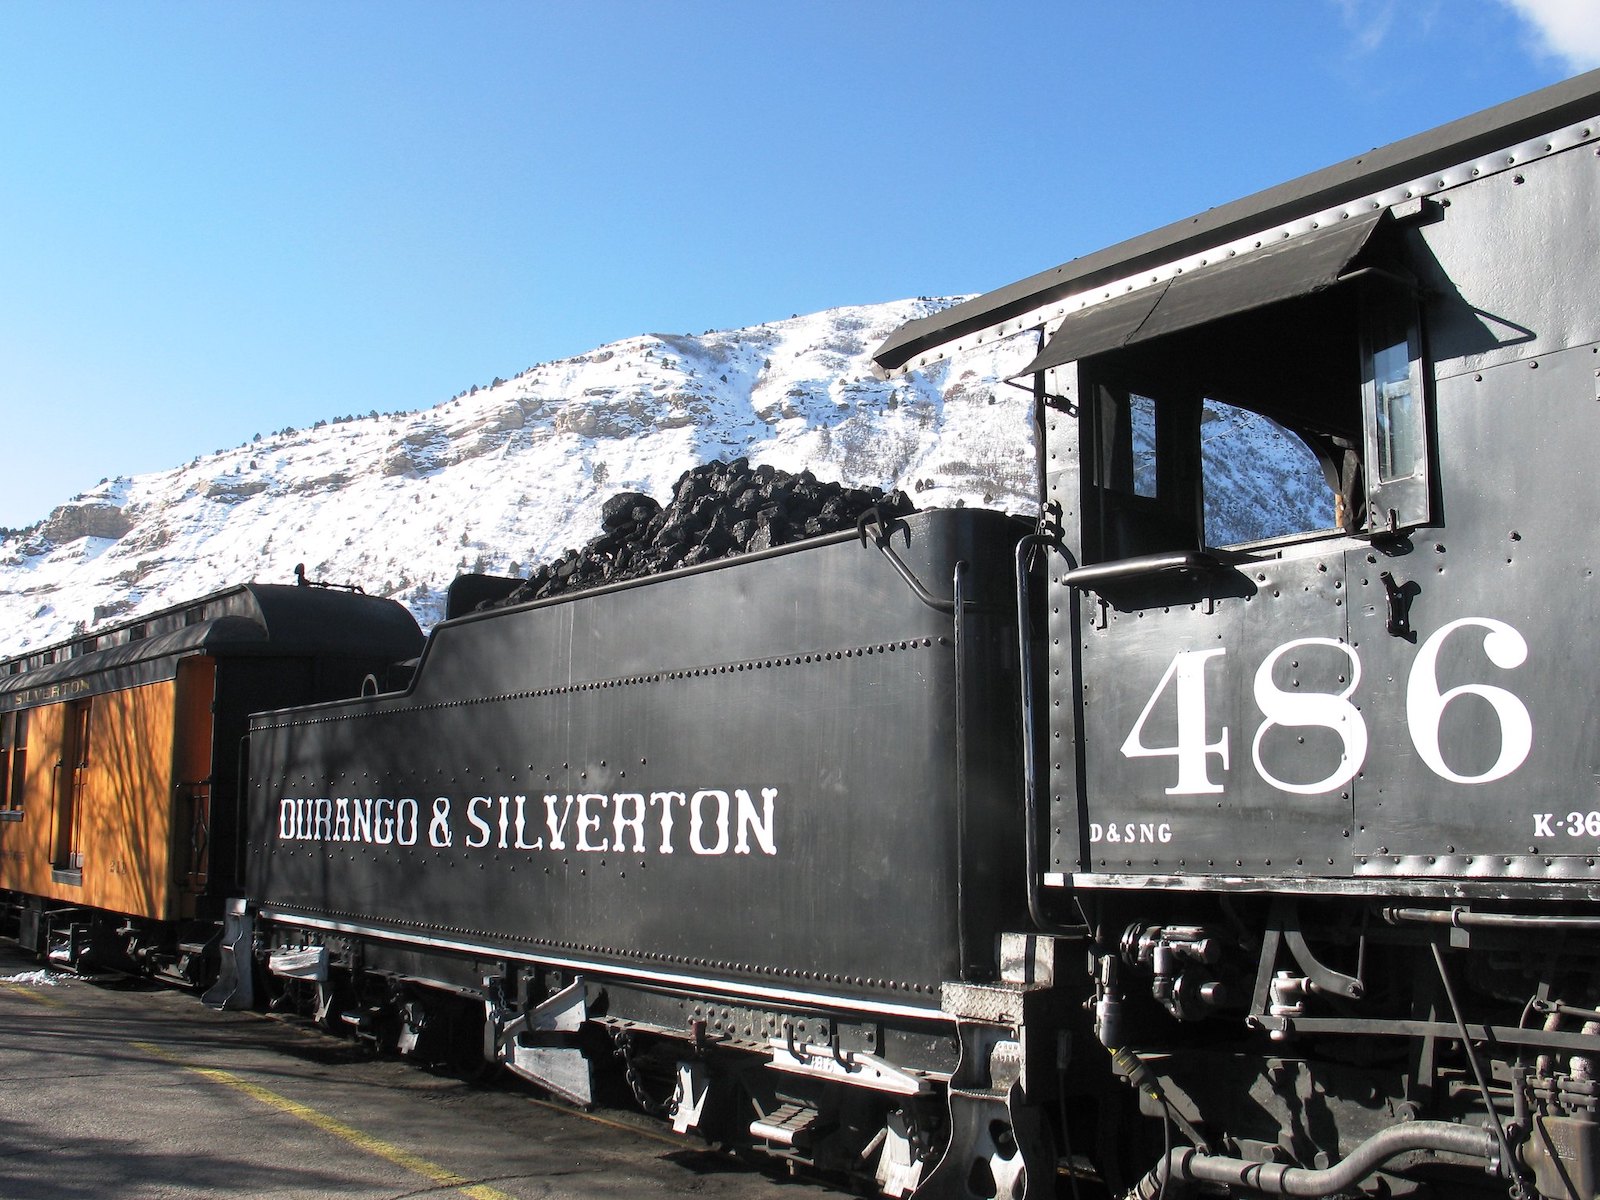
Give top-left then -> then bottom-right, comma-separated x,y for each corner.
1016,208 -> 1387,376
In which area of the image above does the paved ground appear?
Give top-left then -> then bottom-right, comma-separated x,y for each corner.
0,946 -> 833,1199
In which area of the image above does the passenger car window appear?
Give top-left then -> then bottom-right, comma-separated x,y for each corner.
0,709 -> 27,816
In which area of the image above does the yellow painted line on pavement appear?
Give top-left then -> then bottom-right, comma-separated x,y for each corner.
131,1041 -> 517,1200
0,981 -> 67,1008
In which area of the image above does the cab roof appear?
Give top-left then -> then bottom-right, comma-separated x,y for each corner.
872,68 -> 1600,377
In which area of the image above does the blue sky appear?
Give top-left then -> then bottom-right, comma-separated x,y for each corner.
1,1 -> 1596,529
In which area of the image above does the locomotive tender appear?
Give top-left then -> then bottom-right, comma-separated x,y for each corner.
6,67 -> 1600,1200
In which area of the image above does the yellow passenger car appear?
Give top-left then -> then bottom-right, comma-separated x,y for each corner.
0,581 -> 421,982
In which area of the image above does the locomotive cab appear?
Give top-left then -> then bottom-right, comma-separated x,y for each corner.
1041,206 -> 1447,886
876,67 -> 1600,1200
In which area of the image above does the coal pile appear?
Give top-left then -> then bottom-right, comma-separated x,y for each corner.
490,459 -> 914,607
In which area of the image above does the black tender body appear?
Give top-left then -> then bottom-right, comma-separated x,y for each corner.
238,510 -> 1029,1117
247,510 -> 1025,1004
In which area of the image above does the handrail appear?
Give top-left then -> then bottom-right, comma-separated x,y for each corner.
1059,549 -> 1218,590
1015,534 -> 1090,937
855,509 -> 962,614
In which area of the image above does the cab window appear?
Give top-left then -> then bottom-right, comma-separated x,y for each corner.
1077,274 -> 1426,562
1200,399 -> 1333,546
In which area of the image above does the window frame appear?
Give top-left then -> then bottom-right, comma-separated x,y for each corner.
1081,367 -> 1203,563
0,708 -> 27,821
1358,290 -> 1432,534
1074,268 -> 1432,564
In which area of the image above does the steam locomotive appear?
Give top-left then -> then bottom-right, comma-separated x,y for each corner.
8,67 -> 1600,1200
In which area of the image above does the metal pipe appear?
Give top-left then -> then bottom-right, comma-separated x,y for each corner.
1430,944 -> 1523,1192
855,509 -> 966,614
1059,550 -> 1217,591
1126,1121 -> 1500,1199
952,560 -> 973,977
1385,906 -> 1600,932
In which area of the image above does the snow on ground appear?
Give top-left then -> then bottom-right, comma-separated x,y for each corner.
0,970 -> 65,986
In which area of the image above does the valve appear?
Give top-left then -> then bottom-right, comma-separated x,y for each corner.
1120,924 -> 1230,1022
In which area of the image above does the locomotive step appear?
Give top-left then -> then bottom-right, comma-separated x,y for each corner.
749,1102 -> 820,1149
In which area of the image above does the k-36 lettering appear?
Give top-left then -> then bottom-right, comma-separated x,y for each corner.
1533,812 -> 1600,839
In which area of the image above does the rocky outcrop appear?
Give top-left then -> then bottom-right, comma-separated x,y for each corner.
39,502 -> 131,544
206,478 -> 271,501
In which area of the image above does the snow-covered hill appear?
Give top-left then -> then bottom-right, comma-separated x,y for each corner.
0,295 -> 1330,656
0,299 -> 1041,652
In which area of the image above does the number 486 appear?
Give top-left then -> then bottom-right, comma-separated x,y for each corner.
1119,617 -> 1533,795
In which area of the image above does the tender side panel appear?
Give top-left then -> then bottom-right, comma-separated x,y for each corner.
247,510 -> 1026,1006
